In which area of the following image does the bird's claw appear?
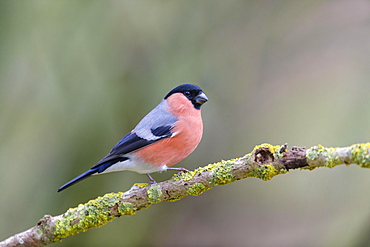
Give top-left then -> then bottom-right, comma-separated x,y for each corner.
166,167 -> 190,176
146,174 -> 157,184
179,169 -> 190,176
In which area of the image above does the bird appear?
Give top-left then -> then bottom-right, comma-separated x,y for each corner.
57,84 -> 208,192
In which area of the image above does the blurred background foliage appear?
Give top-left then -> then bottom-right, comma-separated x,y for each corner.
1,1 -> 370,246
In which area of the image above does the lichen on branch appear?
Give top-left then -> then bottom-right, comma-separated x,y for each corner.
1,142 -> 370,247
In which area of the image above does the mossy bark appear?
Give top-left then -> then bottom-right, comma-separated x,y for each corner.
1,142 -> 370,247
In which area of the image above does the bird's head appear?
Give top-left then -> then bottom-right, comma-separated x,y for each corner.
165,84 -> 208,110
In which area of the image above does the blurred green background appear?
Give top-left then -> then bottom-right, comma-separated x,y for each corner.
1,1 -> 370,246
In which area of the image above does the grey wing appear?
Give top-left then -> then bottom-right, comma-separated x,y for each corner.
133,99 -> 178,140
92,100 -> 177,169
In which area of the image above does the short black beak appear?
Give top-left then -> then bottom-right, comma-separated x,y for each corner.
195,92 -> 208,104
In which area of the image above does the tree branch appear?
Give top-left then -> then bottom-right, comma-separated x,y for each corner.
2,143 -> 370,247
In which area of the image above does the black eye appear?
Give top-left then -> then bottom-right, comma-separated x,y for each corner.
184,91 -> 191,97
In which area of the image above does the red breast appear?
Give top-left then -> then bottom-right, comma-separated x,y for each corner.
135,93 -> 203,167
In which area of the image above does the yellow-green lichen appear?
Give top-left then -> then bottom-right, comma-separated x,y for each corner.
350,143 -> 370,168
253,143 -> 285,159
196,163 -> 221,173
36,229 -> 43,238
173,159 -> 243,183
167,194 -> 186,202
118,203 -> 137,216
249,164 -> 286,181
147,185 -> 162,204
306,145 -> 342,169
53,192 -> 124,241
173,170 -> 196,181
187,183 -> 210,196
133,183 -> 150,188
209,160 -> 236,186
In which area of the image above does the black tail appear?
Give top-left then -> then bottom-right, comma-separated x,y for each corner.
57,169 -> 97,192
57,158 -> 127,192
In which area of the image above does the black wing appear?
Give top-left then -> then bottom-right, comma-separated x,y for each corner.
92,126 -> 173,169
57,126 -> 174,192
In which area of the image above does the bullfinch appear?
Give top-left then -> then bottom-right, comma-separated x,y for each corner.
58,84 -> 208,192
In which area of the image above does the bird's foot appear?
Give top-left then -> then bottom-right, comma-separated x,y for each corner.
146,174 -> 157,184
167,167 -> 190,176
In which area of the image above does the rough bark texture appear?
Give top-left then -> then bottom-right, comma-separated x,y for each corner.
1,143 -> 370,247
